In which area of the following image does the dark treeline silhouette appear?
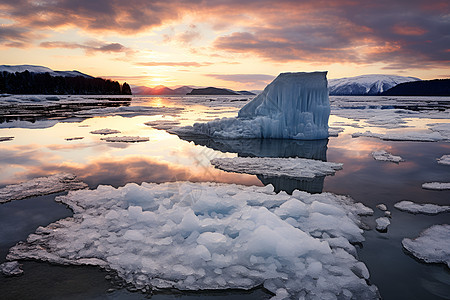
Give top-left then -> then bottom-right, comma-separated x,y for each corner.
382,79 -> 450,96
0,70 -> 132,95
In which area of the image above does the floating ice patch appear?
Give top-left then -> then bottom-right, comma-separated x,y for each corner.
144,120 -> 181,130
352,130 -> 449,142
90,128 -> 121,135
372,151 -> 403,163
100,136 -> 149,143
402,224 -> 450,268
6,182 -> 378,299
0,136 -> 14,142
375,217 -> 390,232
328,127 -> 344,137
172,72 -> 330,140
376,204 -> 387,211
394,201 -> 450,215
210,157 -> 343,179
437,155 -> 450,166
0,173 -> 88,203
422,182 -> 450,190
65,137 -> 84,141
0,261 -> 23,276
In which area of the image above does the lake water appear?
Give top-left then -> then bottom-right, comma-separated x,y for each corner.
0,95 -> 449,299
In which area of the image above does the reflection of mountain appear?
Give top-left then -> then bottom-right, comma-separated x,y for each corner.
177,134 -> 329,193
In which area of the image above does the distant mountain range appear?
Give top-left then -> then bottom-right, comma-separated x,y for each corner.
328,74 -> 421,95
0,65 -> 93,79
132,85 -> 256,96
382,79 -> 450,96
0,65 -> 131,95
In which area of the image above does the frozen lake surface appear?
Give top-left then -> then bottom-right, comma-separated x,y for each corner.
0,95 -> 449,299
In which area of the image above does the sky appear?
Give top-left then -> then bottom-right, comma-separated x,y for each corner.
0,0 -> 449,90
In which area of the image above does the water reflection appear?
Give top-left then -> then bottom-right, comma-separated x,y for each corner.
177,135 -> 329,193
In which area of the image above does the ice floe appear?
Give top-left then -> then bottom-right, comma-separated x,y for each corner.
0,173 -> 87,203
6,182 -> 378,299
100,136 -> 149,143
402,224 -> 450,268
210,157 -> 343,179
144,120 -> 181,130
172,72 -> 330,140
352,130 -> 449,142
376,204 -> 387,211
0,261 -> 23,276
422,182 -> 450,190
437,155 -> 450,166
372,151 -> 403,163
0,136 -> 14,142
375,217 -> 390,232
394,201 -> 450,215
65,137 -> 84,141
90,128 -> 121,135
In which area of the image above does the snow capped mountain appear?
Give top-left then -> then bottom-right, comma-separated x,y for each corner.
328,74 -> 420,95
0,65 -> 93,78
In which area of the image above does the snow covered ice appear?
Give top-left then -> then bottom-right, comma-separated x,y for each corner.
372,151 -> 403,163
210,157 -> 343,179
402,225 -> 450,268
375,217 -> 390,232
90,128 -> 121,135
100,136 -> 149,143
0,261 -> 23,276
437,155 -> 450,166
394,201 -> 450,215
5,181 -> 379,299
0,173 -> 87,203
172,72 -> 330,140
422,182 -> 450,190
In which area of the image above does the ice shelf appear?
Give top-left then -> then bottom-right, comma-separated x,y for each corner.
172,72 -> 330,140
6,181 -> 378,299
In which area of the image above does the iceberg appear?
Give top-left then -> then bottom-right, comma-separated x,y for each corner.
6,181 -> 378,299
172,72 -> 330,140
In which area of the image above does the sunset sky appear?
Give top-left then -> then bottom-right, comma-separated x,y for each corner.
1,0 -> 449,90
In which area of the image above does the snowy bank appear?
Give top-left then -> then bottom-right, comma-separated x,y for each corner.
394,201 -> 450,215
6,182 -> 378,299
0,173 -> 88,203
210,157 -> 343,179
402,225 -> 450,268
172,72 -> 330,140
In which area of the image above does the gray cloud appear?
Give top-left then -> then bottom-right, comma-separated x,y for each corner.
0,0 -> 448,69
39,41 -> 134,55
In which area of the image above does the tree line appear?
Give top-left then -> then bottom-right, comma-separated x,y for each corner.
0,70 -> 132,95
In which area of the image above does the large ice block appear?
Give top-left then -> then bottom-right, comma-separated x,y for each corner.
173,72 -> 330,140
